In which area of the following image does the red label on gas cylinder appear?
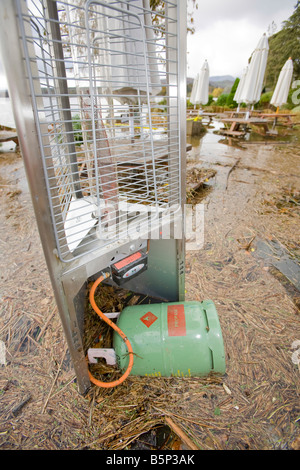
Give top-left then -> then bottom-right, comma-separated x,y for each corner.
140,311 -> 158,328
167,304 -> 186,336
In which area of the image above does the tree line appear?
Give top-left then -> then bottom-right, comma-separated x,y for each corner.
265,1 -> 299,89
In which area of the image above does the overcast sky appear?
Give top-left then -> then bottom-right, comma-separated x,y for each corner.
187,0 -> 296,79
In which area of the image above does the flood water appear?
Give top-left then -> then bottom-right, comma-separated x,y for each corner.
0,97 -> 16,129
185,114 -> 300,309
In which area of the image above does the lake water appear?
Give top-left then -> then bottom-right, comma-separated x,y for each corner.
0,97 -> 15,128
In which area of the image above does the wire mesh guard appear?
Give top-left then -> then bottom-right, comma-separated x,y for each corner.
19,0 -> 182,262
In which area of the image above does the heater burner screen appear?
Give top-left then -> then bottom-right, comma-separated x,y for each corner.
17,0 -> 182,262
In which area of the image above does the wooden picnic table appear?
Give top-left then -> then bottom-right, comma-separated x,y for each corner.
220,110 -> 248,118
219,117 -> 273,137
259,113 -> 295,127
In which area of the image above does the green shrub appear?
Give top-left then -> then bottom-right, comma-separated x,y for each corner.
259,91 -> 273,105
206,94 -> 214,106
72,114 -> 83,143
216,94 -> 229,106
226,78 -> 239,108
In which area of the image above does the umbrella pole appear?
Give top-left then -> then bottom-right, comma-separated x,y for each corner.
273,107 -> 280,128
129,105 -> 135,144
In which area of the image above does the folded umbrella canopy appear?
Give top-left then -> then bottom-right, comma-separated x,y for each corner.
239,33 -> 269,113
190,74 -> 199,105
190,59 -> 210,108
109,0 -> 162,101
234,66 -> 248,111
270,58 -> 293,109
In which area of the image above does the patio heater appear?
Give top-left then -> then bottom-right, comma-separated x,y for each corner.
0,0 -> 225,393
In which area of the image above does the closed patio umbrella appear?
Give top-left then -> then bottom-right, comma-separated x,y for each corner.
66,0 -> 161,98
234,66 -> 248,112
239,33 -> 269,118
190,74 -> 199,106
270,58 -> 293,111
190,60 -> 210,111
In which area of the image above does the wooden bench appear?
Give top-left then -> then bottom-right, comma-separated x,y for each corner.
260,113 -> 295,128
219,117 -> 271,137
220,129 -> 246,137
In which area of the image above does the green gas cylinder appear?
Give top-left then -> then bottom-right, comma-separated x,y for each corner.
113,300 -> 225,377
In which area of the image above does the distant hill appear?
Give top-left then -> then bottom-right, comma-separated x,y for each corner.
209,75 -> 235,83
187,75 -> 236,96
209,75 -> 235,92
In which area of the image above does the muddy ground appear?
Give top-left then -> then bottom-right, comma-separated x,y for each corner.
0,118 -> 299,451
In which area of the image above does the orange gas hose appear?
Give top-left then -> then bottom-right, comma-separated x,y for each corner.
87,273 -> 134,388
